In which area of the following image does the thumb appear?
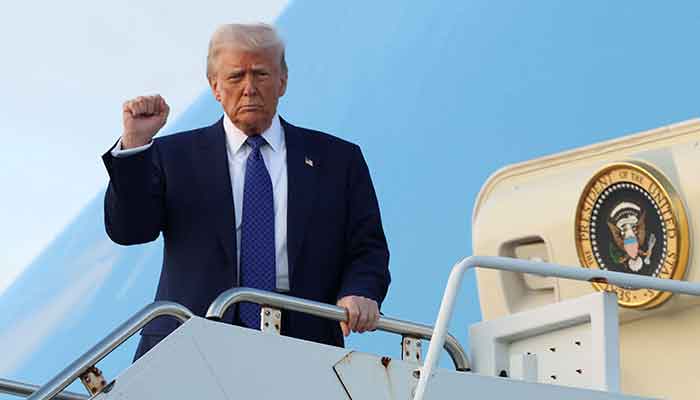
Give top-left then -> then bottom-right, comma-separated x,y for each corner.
340,321 -> 350,337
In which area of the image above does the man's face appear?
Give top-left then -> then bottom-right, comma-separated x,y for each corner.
209,47 -> 287,135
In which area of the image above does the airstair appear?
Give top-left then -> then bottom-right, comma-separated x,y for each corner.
4,256 -> 700,399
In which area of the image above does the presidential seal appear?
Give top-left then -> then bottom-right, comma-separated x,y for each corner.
575,162 -> 690,308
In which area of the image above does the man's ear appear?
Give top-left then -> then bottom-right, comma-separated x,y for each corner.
208,76 -> 221,102
279,72 -> 288,98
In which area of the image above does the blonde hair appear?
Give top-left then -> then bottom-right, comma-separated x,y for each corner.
206,23 -> 287,78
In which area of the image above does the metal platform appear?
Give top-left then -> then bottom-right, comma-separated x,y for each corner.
7,256 -> 700,399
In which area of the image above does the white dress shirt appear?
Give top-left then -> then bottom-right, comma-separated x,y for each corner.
112,115 -> 290,291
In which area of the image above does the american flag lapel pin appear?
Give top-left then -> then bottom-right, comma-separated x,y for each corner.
305,157 -> 314,167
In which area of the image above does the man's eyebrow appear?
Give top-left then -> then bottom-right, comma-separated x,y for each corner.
224,68 -> 245,77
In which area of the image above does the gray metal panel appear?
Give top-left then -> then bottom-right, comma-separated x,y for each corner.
469,292 -> 620,391
333,352 -> 416,399
92,316 -> 653,400
96,317 -> 352,399
426,370 -> 654,400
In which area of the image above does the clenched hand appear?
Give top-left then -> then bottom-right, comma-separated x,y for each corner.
337,295 -> 380,337
122,95 -> 170,149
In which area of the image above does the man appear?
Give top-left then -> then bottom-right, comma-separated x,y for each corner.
102,23 -> 390,361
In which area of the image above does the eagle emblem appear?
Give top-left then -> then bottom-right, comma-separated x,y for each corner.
606,202 -> 656,272
575,162 -> 689,308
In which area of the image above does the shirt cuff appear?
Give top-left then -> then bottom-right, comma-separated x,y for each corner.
111,138 -> 153,158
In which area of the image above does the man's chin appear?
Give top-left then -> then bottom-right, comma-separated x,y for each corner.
233,116 -> 272,135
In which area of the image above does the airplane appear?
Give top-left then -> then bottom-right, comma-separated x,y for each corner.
2,2 -> 700,399
3,118 -> 699,399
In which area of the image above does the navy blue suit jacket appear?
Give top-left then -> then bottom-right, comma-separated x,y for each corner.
102,117 -> 390,360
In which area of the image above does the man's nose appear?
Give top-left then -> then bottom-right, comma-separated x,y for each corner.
242,75 -> 258,96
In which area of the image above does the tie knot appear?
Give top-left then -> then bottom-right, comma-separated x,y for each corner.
246,135 -> 267,151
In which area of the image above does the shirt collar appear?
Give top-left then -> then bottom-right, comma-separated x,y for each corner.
223,113 -> 283,155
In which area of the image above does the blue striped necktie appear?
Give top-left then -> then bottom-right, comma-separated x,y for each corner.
238,135 -> 276,329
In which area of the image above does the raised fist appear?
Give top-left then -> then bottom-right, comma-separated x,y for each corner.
122,95 -> 170,149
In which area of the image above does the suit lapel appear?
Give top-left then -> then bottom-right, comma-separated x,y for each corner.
191,117 -> 317,289
283,118 -> 320,285
195,118 -> 237,282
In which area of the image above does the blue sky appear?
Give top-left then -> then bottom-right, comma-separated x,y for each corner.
0,0 -> 290,295
1,1 -> 700,396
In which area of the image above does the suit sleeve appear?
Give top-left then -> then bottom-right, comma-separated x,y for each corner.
111,138 -> 153,157
337,144 -> 391,307
102,140 -> 166,245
